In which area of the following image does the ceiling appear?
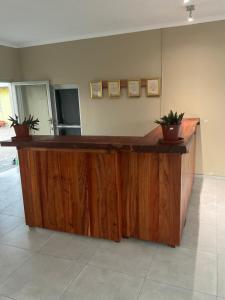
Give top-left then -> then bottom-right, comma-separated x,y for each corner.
0,0 -> 225,48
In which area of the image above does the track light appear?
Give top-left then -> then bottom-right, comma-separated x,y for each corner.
186,5 -> 195,22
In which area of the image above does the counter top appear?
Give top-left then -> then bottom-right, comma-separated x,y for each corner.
0,118 -> 200,154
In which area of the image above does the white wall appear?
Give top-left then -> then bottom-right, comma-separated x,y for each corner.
0,45 -> 21,81
19,30 -> 162,136
162,21 -> 225,176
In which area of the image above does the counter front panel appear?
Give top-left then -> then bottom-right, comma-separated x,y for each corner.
1,118 -> 199,246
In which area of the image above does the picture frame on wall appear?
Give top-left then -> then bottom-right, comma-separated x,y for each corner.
146,78 -> 161,97
128,80 -> 141,97
108,80 -> 120,98
90,80 -> 103,99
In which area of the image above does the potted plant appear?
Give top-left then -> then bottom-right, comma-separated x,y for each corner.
8,114 -> 39,138
155,110 -> 184,141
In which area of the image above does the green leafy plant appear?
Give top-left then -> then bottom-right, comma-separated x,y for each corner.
8,114 -> 40,131
155,110 -> 184,126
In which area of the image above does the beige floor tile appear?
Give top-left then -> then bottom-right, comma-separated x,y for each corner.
216,198 -> 225,211
186,205 -> 217,226
61,265 -> 143,300
216,178 -> 225,210
218,254 -> 225,298
191,176 -> 217,200
0,200 -> 13,213
0,169 -> 22,206
39,232 -> 101,263
216,179 -> 225,191
139,279 -> 216,300
0,168 -> 21,191
0,224 -> 53,251
3,166 -> 225,299
89,239 -> 157,277
148,247 -> 217,295
1,202 -> 25,219
192,182 -> 217,197
181,221 -> 217,254
189,192 -> 216,210
0,214 -> 23,237
217,210 -> 225,230
0,296 -> 16,300
0,253 -> 84,300
217,228 -> 225,255
0,244 -> 31,286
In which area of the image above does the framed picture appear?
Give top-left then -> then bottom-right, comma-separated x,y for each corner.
128,80 -> 141,97
90,80 -> 103,99
147,78 -> 161,97
108,80 -> 120,98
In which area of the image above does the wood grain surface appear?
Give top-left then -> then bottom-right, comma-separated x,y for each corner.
120,153 -> 159,241
1,118 -> 200,154
16,121 -> 198,245
18,148 -> 122,241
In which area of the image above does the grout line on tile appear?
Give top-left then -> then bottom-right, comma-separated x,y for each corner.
0,241 -> 33,253
0,211 -> 24,219
149,278 -> 217,298
35,231 -> 57,253
0,293 -> 16,300
35,250 -> 75,262
0,240 -> 37,252
136,278 -> 147,300
216,178 -> 219,297
59,263 -> 89,299
217,255 -> 219,297
37,234 -> 109,298
0,221 -> 24,240
0,253 -> 33,289
137,245 -> 159,299
87,262 -> 146,280
179,244 -> 217,256
0,227 -> 54,253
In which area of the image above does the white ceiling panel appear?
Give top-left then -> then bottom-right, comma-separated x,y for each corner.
0,0 -> 224,47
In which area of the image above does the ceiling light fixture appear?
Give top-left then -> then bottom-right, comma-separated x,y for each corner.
186,4 -> 195,22
184,0 -> 190,3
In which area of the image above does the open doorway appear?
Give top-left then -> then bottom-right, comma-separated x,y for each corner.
12,81 -> 54,135
0,82 -> 17,172
52,84 -> 82,135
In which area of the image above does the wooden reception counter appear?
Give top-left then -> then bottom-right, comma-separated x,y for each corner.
1,118 -> 199,247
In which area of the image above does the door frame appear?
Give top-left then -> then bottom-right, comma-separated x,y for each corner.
52,84 -> 82,135
11,81 -> 54,134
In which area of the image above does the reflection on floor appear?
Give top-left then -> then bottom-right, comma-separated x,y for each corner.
0,168 -> 225,299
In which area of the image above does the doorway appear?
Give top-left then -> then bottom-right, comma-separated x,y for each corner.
52,84 -> 82,135
0,80 -> 54,172
12,81 -> 53,135
0,82 -> 17,172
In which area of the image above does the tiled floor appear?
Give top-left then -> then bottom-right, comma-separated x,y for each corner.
0,168 -> 225,299
0,126 -> 17,173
